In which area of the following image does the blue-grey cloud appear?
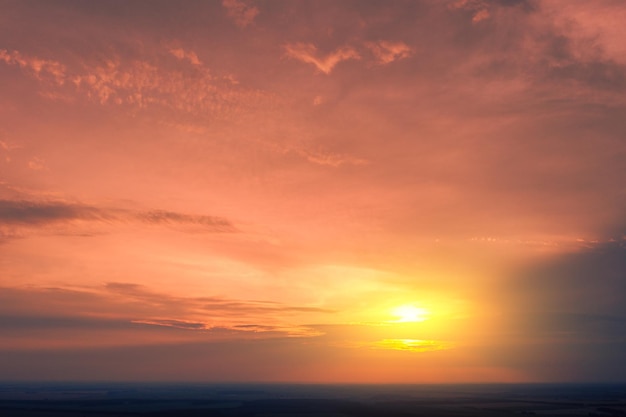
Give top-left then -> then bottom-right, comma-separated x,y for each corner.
0,284 -> 329,339
0,199 -> 236,232
0,200 -> 103,225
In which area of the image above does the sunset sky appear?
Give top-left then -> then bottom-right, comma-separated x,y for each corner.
1,0 -> 625,383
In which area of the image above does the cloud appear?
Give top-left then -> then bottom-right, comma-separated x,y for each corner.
448,0 -> 490,21
0,140 -> 19,152
545,1 -> 626,66
284,43 -> 361,75
136,210 -> 235,231
365,41 -> 413,65
0,48 -> 270,120
284,40 -> 415,73
104,281 -> 334,318
27,157 -> 46,171
527,29 -> 626,91
222,0 -> 259,28
253,131 -> 368,167
168,47 -> 201,66
0,46 -> 368,168
0,49 -> 66,84
472,8 -> 491,22
0,199 -> 236,233
289,146 -> 368,167
0,200 -> 104,225
130,318 -> 208,330
0,314 -> 136,331
448,0 -> 534,23
0,283 -> 328,344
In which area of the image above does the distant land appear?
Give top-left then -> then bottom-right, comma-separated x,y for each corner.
1,382 -> 625,416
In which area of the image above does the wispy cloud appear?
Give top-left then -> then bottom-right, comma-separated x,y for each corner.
104,281 -> 334,318
365,41 -> 413,65
297,148 -> 368,167
0,139 -> 16,163
0,140 -> 19,152
0,200 -> 104,225
130,318 -> 211,330
0,199 -> 236,233
27,157 -> 46,171
284,43 -> 361,75
222,0 -> 259,28
0,48 -> 269,120
446,0 -> 492,23
448,0 -> 535,23
0,47 -> 369,168
136,210 -> 235,231
285,40 -> 415,73
0,49 -> 66,84
0,283 -> 329,345
168,47 -> 201,66
261,138 -> 368,167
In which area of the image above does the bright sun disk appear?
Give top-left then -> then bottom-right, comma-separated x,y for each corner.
391,304 -> 430,323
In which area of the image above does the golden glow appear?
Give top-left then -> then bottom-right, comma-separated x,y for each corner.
391,304 -> 430,323
372,339 -> 454,352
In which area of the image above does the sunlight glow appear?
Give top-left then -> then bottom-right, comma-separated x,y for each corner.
372,339 -> 453,352
391,304 -> 430,322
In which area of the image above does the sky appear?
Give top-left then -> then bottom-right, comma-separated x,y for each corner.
0,0 -> 625,383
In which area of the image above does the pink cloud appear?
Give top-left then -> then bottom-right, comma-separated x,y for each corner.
296,147 -> 368,167
0,49 -> 66,84
472,8 -> 491,22
222,0 -> 259,28
366,41 -> 413,65
255,135 -> 367,167
0,48 -> 270,120
543,0 -> 626,64
284,43 -> 361,74
0,283 -> 327,343
27,157 -> 46,171
0,140 -> 19,152
168,47 -> 201,66
448,0 -> 491,23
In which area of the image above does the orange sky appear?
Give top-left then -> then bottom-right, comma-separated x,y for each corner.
1,0 -> 625,383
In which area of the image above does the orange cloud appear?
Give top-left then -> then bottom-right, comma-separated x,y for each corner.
284,43 -> 361,74
27,157 -> 46,171
0,48 -> 271,120
0,49 -> 66,84
366,41 -> 413,65
222,0 -> 259,28
0,283 -> 328,343
168,47 -> 202,66
472,8 -> 491,22
448,0 -> 491,23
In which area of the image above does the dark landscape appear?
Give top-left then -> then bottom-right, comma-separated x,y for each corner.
1,383 -> 625,417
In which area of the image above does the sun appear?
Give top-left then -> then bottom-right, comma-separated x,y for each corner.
391,304 -> 430,323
